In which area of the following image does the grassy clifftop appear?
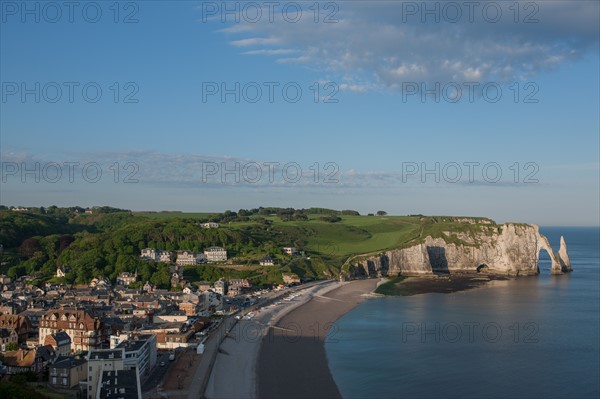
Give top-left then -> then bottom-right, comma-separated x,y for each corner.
0,208 -> 505,287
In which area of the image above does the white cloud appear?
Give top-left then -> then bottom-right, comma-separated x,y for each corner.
211,1 -> 599,91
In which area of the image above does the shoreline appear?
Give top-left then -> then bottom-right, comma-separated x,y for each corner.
204,280 -> 346,399
257,279 -> 379,399
207,275 -> 511,399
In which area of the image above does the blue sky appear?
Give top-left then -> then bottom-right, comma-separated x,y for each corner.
1,1 -> 599,226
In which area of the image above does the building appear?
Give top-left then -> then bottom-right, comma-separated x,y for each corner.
56,265 -> 71,278
49,356 -> 88,389
89,277 -> 111,289
155,330 -> 194,350
2,345 -> 56,374
200,222 -> 219,229
0,328 -> 18,351
158,251 -> 173,263
228,279 -> 251,297
140,248 -> 158,261
116,272 -> 137,286
111,334 -> 157,377
39,309 -> 105,352
196,281 -> 211,291
204,246 -> 227,262
44,331 -> 72,357
179,301 -> 199,316
282,247 -> 298,255
98,368 -> 142,399
0,314 -> 31,344
176,250 -> 206,266
213,278 -> 228,296
140,248 -> 173,263
86,348 -> 125,399
259,255 -> 276,266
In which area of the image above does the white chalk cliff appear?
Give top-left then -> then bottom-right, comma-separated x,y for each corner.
348,223 -> 573,277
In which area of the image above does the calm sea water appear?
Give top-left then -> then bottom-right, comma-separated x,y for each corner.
326,227 -> 600,399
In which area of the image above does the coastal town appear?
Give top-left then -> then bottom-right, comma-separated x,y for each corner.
0,242 -> 306,399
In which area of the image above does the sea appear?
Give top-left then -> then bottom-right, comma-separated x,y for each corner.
326,227 -> 600,399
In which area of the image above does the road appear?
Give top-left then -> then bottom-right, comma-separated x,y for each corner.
142,351 -> 173,394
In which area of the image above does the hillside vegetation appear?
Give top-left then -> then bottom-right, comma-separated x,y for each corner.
0,206 -> 500,288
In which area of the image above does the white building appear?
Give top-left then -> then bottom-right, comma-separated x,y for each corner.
117,271 -> 137,286
204,247 -> 227,262
158,251 -> 173,263
86,348 -> 125,399
110,333 -> 157,377
260,255 -> 275,266
176,250 -> 206,266
200,222 -> 219,229
282,247 -> 297,255
213,278 -> 228,296
140,248 -> 173,263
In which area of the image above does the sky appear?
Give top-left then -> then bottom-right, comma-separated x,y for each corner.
1,0 -> 599,226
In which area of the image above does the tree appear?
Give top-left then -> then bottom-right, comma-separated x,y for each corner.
5,342 -> 18,351
376,211 -> 387,216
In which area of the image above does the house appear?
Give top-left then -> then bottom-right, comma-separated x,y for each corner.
142,281 -> 154,292
0,300 -> 25,315
259,255 -> 276,266
282,247 -> 297,255
196,281 -> 211,291
213,278 -> 228,296
2,345 -> 56,374
0,274 -> 12,285
182,285 -> 196,295
0,328 -> 18,351
200,222 -> 219,229
176,250 -> 206,266
117,272 -> 137,287
0,314 -> 32,343
204,246 -> 227,262
49,356 -> 88,389
179,301 -> 199,316
140,248 -> 159,261
44,331 -> 72,357
155,330 -> 194,350
170,272 -> 183,288
89,276 -> 111,289
227,279 -> 251,297
98,368 -> 142,399
140,248 -> 173,263
158,251 -> 173,263
39,309 -> 105,352
56,265 -> 71,278
86,349 -> 125,399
